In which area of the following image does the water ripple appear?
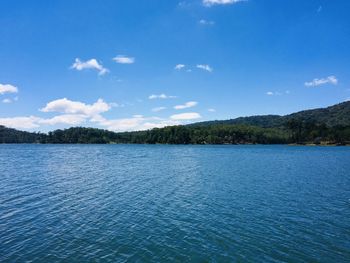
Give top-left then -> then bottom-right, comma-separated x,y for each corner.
0,145 -> 350,262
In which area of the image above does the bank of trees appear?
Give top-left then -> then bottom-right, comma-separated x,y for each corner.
2,101 -> 350,144
2,122 -> 349,145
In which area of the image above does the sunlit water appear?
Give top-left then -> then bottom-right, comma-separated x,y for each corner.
0,144 -> 349,262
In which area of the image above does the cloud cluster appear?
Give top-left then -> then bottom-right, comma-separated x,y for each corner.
71,58 -> 109,75
0,97 -> 203,132
304,76 -> 338,87
40,98 -> 111,116
1,84 -> 19,104
0,84 -> 18,95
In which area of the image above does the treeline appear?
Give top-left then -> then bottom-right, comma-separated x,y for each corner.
1,121 -> 350,145
2,101 -> 350,145
0,126 -> 44,143
118,121 -> 350,145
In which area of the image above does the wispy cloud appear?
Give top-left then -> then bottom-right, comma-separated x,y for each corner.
71,58 -> 109,75
208,108 -> 216,112
174,101 -> 198,110
148,94 -> 177,99
197,64 -> 213,72
304,76 -> 338,87
203,0 -> 246,7
266,91 -> 290,96
113,55 -> 135,64
199,19 -> 215,25
174,64 -> 186,70
152,106 -> 167,112
170,112 -> 202,120
0,84 -> 18,95
2,98 -> 12,103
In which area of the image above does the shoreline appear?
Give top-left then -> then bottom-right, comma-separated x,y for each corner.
0,142 -> 349,146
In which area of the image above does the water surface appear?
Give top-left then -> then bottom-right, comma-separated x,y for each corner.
0,145 -> 349,262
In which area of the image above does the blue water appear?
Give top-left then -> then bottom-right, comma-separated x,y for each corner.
0,145 -> 349,262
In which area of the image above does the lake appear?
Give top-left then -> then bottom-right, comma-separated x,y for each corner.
0,145 -> 349,262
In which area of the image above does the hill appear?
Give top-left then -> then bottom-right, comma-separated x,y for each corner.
0,125 -> 44,143
1,101 -> 350,145
192,101 -> 350,128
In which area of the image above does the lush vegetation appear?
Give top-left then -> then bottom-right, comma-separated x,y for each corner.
0,126 -> 44,143
194,101 -> 350,128
1,101 -> 350,145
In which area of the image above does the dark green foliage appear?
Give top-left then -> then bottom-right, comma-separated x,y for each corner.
1,101 -> 350,145
194,101 -> 350,128
43,127 -> 120,144
0,125 -> 44,143
1,123 -> 349,145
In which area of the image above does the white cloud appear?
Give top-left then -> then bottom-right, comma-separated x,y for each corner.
170,112 -> 202,120
0,114 -> 88,129
174,101 -> 198,110
175,64 -> 185,70
0,97 -> 201,132
71,58 -> 109,75
96,115 -> 180,132
38,114 -> 87,125
208,108 -> 216,112
148,94 -> 177,99
0,116 -> 41,129
2,98 -> 12,104
266,91 -> 274,96
152,106 -> 167,112
197,64 -> 213,72
199,19 -> 215,25
203,0 -> 246,7
304,76 -> 338,87
40,98 -> 111,116
0,84 -> 18,95
113,55 -> 135,64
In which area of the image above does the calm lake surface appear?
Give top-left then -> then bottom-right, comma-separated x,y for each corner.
0,145 -> 349,262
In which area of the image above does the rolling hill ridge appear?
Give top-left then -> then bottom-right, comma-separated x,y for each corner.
1,101 -> 350,144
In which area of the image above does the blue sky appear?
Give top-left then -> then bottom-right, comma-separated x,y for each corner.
0,0 -> 349,131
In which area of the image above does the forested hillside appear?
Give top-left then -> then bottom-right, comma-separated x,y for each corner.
1,102 -> 350,145
194,101 -> 350,128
